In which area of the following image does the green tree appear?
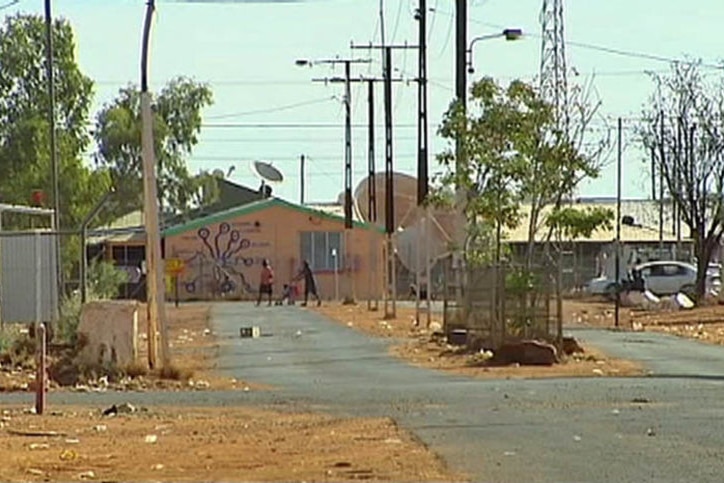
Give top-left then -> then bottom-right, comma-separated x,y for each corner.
0,14 -> 112,276
93,77 -> 215,218
433,77 -> 608,267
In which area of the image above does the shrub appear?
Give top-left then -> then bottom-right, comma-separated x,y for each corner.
56,261 -> 128,345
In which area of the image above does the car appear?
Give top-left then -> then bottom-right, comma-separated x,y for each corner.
584,260 -> 719,299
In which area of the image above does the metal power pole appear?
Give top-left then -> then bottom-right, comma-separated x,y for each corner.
383,46 -> 396,319
416,0 -> 431,327
140,0 -> 169,369
367,79 -> 379,311
44,0 -> 61,314
453,0 -> 467,310
300,154 -> 305,205
614,117 -> 622,328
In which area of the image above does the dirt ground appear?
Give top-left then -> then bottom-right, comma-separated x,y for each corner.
561,296 -> 724,346
0,405 -> 460,483
0,304 -> 259,393
312,303 -> 643,378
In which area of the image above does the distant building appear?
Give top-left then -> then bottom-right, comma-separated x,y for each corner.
502,198 -> 694,288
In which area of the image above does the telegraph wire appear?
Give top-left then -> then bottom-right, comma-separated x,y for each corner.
205,96 -> 336,119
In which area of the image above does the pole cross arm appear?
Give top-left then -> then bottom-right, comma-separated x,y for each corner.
311,77 -> 409,84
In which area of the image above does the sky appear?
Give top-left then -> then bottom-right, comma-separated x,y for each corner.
4,0 -> 724,205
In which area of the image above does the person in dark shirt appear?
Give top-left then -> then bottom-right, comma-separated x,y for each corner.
294,260 -> 321,307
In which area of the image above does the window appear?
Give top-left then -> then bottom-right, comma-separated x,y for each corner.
300,232 -> 344,271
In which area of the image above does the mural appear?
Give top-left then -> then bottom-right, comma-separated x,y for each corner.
174,221 -> 271,298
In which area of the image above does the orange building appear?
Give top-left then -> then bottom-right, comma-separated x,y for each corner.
163,197 -> 385,302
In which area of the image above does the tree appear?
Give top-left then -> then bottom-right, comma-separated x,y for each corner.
433,77 -> 608,267
93,77 -> 215,218
639,61 -> 724,300
0,14 -> 112,279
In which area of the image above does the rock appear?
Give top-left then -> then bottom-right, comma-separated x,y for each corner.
93,424 -> 108,432
145,434 -> 158,444
78,470 -> 96,480
29,443 -> 50,450
675,293 -> 695,310
117,402 -> 137,414
152,464 -> 164,470
194,380 -> 210,389
490,340 -> 558,366
561,336 -> 584,355
27,469 -> 44,476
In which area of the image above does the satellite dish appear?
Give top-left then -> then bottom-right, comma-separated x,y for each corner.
396,216 -> 449,274
251,160 -> 284,183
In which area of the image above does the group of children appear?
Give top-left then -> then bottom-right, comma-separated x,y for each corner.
255,259 -> 322,307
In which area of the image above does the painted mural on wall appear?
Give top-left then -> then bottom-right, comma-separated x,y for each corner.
172,220 -> 272,298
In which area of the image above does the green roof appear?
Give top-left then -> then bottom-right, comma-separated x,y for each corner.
163,197 -> 383,237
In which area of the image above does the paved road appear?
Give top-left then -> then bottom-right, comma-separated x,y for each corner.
7,303 -> 724,482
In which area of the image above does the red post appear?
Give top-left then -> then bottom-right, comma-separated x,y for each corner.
35,323 -> 46,415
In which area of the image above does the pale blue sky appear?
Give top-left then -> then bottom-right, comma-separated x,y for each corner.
6,0 -> 724,203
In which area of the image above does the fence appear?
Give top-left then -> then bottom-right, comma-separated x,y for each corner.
442,259 -> 562,350
0,231 -> 62,325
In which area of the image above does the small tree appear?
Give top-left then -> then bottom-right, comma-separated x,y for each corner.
433,77 -> 608,268
94,77 -> 216,218
639,60 -> 724,300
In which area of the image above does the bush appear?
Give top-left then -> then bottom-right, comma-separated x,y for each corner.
56,261 -> 128,345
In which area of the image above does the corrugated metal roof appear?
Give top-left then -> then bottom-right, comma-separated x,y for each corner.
503,200 -> 690,243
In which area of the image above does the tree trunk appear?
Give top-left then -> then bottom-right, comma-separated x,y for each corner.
695,236 -> 717,301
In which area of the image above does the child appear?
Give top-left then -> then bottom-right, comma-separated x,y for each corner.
276,283 -> 297,306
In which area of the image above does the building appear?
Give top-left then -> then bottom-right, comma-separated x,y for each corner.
87,178 -> 266,299
163,197 -> 384,301
502,198 -> 694,288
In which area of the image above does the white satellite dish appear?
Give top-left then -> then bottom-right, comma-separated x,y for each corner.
251,160 -> 284,184
395,216 -> 448,274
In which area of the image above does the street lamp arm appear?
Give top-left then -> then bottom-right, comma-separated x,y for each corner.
467,33 -> 504,53
140,0 -> 156,92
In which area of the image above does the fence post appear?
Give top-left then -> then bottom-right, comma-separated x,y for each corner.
35,323 -> 47,415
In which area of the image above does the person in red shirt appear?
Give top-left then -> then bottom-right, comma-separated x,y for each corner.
256,259 -> 274,306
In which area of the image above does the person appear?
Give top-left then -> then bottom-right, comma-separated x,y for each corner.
294,260 -> 321,307
256,259 -> 274,306
275,283 -> 297,306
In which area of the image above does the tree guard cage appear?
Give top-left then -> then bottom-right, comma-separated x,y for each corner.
443,260 -> 562,351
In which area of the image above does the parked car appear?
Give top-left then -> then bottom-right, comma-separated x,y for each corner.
584,260 -> 719,299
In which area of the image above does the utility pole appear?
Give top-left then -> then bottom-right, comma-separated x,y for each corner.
453,0 -> 467,314
614,117 -> 622,329
300,154 -> 305,205
140,0 -> 169,369
367,79 -> 379,312
302,57 -> 372,304
383,46 -> 396,320
658,111 -> 666,255
416,0 -> 432,328
44,0 -> 61,317
351,43 -> 417,320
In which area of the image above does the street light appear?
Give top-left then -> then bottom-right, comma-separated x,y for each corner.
466,28 -> 523,74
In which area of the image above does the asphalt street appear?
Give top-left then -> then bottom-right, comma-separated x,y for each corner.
5,303 -> 724,482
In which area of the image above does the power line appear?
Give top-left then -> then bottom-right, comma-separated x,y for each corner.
199,122 -> 418,129
432,7 -> 724,69
205,96 -> 335,119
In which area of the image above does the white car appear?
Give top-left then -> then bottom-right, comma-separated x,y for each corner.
585,260 -> 719,298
